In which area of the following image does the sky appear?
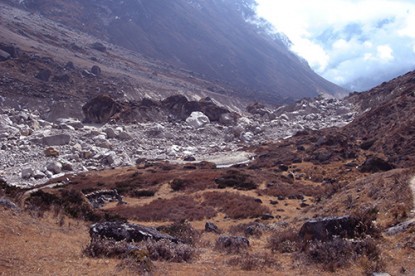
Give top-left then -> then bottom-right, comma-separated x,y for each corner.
255,0 -> 415,91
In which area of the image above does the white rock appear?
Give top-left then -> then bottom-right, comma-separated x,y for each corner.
46,161 -> 62,174
33,170 -> 46,180
186,112 -> 210,128
56,118 -> 84,130
237,117 -> 251,126
240,131 -> 254,142
279,114 -> 289,121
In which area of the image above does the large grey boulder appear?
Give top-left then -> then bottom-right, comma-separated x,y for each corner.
90,221 -> 178,243
42,134 -> 71,146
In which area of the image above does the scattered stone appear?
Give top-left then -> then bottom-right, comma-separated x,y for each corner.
42,134 -> 71,146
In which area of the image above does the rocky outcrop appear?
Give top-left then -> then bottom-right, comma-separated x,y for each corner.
90,221 -> 178,243
359,157 -> 395,173
82,95 -> 122,124
84,189 -> 124,208
299,216 -> 367,241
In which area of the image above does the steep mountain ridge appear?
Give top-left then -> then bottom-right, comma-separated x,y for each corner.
2,0 -> 345,103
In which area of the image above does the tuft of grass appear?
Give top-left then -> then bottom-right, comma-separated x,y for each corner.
228,253 -> 280,271
143,239 -> 196,263
268,228 -> 300,253
157,221 -> 200,245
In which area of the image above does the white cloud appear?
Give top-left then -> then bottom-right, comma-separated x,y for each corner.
377,45 -> 394,61
255,0 -> 415,90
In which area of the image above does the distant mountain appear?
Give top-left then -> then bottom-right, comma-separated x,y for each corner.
4,0 -> 345,103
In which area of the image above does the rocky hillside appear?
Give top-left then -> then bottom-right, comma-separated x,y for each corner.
2,66 -> 415,274
1,0 -> 345,103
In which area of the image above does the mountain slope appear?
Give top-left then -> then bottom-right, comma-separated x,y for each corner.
3,0 -> 345,103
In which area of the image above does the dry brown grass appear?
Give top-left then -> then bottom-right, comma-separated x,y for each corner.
111,195 -> 217,221
202,191 -> 271,219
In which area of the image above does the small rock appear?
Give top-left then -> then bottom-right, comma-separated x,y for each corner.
35,69 -> 52,82
44,147 -> 59,157
261,213 -> 274,220
91,42 -> 106,52
118,131 -> 132,140
21,168 -> 34,179
0,49 -> 11,61
104,127 -> 117,139
0,198 -> 18,210
205,222 -> 221,234
42,134 -> 71,146
33,170 -> 46,180
46,161 -> 62,174
91,65 -> 101,76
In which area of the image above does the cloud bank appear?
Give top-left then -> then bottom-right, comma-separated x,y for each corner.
255,0 -> 415,91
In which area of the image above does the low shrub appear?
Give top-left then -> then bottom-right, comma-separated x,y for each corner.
84,238 -> 154,274
25,189 -> 106,221
130,189 -> 156,198
170,179 -> 193,191
268,228 -> 300,253
229,222 -> 267,238
304,238 -> 384,273
113,196 -> 217,221
215,236 -> 250,254
157,221 -> 200,245
215,170 -> 257,190
143,239 -> 196,263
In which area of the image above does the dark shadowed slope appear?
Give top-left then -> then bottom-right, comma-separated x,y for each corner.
3,0 -> 345,103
